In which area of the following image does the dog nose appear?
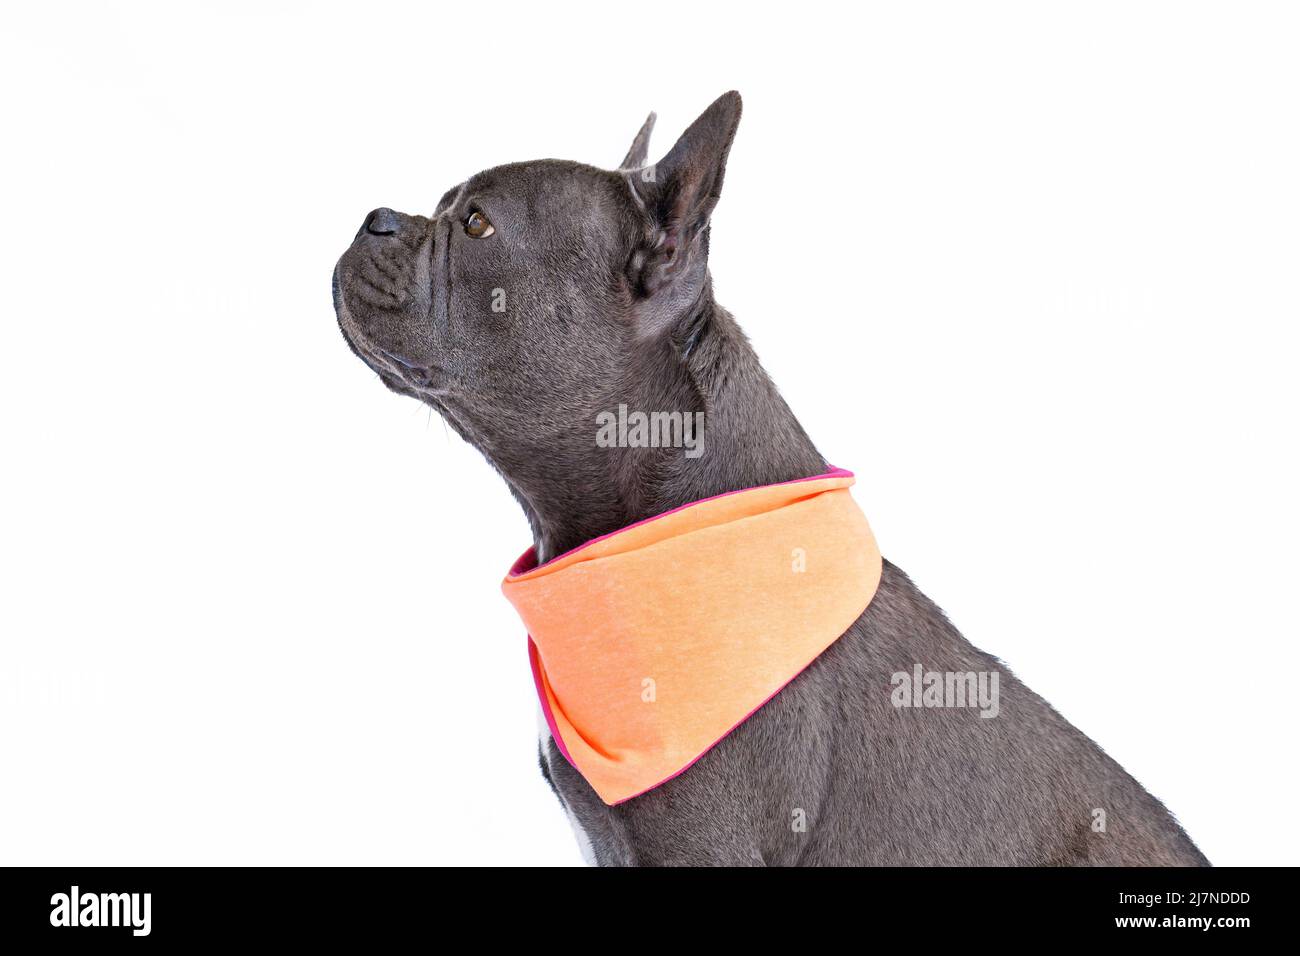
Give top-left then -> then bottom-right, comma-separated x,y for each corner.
361,207 -> 400,237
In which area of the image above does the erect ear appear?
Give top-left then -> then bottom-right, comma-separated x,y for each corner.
626,91 -> 742,298
619,111 -> 657,170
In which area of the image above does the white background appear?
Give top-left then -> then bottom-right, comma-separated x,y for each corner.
2,1 -> 1296,866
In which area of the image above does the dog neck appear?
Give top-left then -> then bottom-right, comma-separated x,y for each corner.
516,295 -> 826,563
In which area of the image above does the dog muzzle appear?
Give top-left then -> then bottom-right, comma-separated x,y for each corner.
501,468 -> 882,805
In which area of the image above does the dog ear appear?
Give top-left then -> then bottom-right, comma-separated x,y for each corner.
626,91 -> 742,300
620,111 -> 657,170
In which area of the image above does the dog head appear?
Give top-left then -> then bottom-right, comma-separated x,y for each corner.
332,93 -> 742,490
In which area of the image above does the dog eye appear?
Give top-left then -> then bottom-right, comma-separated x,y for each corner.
464,210 -> 495,238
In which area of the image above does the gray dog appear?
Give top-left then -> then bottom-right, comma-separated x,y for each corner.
332,92 -> 1207,866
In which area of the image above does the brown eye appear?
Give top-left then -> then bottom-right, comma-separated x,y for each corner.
464,210 -> 495,238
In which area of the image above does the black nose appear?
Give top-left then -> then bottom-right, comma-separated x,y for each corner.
361,207 -> 400,237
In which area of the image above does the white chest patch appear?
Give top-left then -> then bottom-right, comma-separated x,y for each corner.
537,704 -> 597,866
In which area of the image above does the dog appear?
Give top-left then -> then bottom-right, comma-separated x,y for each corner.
332,92 -> 1208,866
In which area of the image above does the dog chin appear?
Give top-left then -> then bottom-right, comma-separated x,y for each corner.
339,318 -> 450,405
335,299 -> 402,383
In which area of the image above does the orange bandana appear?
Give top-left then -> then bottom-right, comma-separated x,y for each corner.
501,469 -> 882,805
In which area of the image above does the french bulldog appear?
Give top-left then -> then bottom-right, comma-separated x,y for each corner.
332,92 -> 1208,866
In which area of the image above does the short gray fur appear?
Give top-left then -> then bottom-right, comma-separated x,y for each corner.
332,92 -> 1208,866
